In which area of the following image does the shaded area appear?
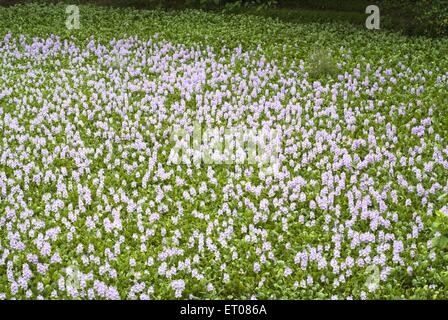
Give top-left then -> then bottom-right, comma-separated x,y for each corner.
0,1 -> 446,37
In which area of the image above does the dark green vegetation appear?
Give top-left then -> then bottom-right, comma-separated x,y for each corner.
0,3 -> 446,300
2,0 -> 447,37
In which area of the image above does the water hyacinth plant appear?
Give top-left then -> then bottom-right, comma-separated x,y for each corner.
0,3 -> 447,300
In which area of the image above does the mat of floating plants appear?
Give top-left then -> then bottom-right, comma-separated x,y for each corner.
0,4 -> 447,300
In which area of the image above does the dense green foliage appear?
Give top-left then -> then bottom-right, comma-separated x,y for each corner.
3,0 -> 446,37
0,3 -> 447,300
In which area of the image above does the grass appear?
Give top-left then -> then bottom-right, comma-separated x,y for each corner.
0,3 -> 447,300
